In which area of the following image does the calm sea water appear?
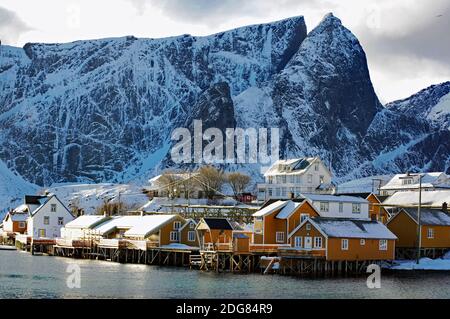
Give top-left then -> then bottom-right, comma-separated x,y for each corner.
0,250 -> 449,299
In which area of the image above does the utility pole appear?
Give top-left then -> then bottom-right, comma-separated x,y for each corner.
416,174 -> 423,265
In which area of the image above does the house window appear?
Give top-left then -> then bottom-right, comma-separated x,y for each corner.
276,232 -> 285,243
268,188 -> 273,197
51,204 -> 57,212
320,176 -> 325,184
173,221 -> 181,230
287,175 -> 294,183
188,231 -> 196,242
352,204 -> 361,214
300,214 -> 309,223
314,237 -> 322,248
295,176 -> 301,184
339,202 -> 344,213
307,174 -> 313,183
315,164 -> 319,171
275,188 -> 281,197
44,216 -> 50,225
427,228 -> 435,239
170,231 -> 179,242
39,229 -> 46,238
379,240 -> 388,251
268,176 -> 273,184
320,202 -> 329,212
341,239 -> 349,251
294,237 -> 302,248
281,187 -> 287,197
19,222 -> 26,228
281,175 -> 287,184
360,239 -> 366,246
189,222 -> 195,229
58,217 -> 64,225
306,223 -> 311,231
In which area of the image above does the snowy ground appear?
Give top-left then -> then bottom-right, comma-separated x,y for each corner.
46,183 -> 149,214
384,252 -> 450,271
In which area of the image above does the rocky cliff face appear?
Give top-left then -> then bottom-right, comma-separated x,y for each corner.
0,13 -> 448,189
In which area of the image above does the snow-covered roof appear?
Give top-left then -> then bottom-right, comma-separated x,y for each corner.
64,215 -> 110,229
124,215 -> 178,238
337,175 -> 393,194
264,157 -> 321,176
296,218 -> 397,240
380,172 -> 450,191
383,190 -> 450,208
253,200 -> 288,217
276,201 -> 303,219
8,212 -> 28,222
93,216 -> 144,235
13,204 -> 29,214
399,208 -> 450,226
300,194 -> 369,204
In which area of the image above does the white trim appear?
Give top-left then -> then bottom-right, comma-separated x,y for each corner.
341,239 -> 349,251
276,232 -> 285,243
288,217 -> 328,239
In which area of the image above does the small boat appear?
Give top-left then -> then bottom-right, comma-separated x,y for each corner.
0,245 -> 17,251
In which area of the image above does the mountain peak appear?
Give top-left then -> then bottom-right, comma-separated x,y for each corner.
320,12 -> 341,25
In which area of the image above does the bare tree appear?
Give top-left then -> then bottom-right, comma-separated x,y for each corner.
158,171 -> 180,198
227,172 -> 251,199
196,166 -> 225,199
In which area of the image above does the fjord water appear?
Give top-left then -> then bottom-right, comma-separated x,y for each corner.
1,250 -> 449,299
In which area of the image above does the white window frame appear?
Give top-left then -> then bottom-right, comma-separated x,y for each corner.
57,217 -> 64,225
314,237 -> 322,249
306,223 -> 311,231
276,232 -> 285,243
51,204 -> 57,212
360,239 -> 366,246
294,236 -> 302,248
320,202 -> 329,213
170,231 -> 179,242
188,231 -> 196,242
427,228 -> 434,239
379,239 -> 388,251
43,216 -> 50,225
189,222 -> 195,229
173,221 -> 181,230
19,221 -> 26,228
341,239 -> 349,251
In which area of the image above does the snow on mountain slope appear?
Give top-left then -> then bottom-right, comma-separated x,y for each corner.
0,160 -> 38,220
0,12 -> 449,204
428,92 -> 450,129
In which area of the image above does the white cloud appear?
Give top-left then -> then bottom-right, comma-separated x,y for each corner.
0,6 -> 30,45
0,0 -> 448,102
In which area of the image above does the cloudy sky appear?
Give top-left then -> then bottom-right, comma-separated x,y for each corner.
1,0 -> 448,103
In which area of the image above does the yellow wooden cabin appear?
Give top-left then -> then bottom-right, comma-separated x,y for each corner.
196,218 -> 234,251
252,199 -> 320,252
386,208 -> 450,249
284,217 -> 397,261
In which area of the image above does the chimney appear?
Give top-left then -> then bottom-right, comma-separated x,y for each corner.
443,202 -> 448,213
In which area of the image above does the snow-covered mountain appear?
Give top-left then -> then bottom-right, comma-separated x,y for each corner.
0,159 -> 38,219
0,12 -> 449,203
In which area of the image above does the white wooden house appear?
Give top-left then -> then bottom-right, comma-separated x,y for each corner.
24,195 -> 75,239
257,157 -> 334,201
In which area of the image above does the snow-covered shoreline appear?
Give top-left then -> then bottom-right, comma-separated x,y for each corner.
383,252 -> 450,271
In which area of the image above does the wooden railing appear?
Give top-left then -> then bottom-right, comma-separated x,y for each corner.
249,244 -> 291,253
